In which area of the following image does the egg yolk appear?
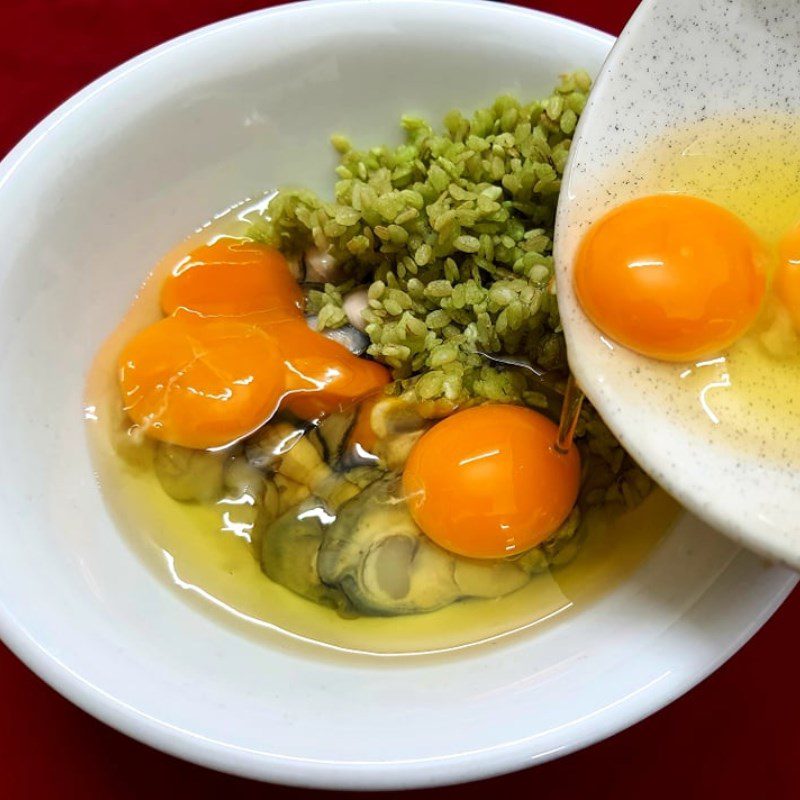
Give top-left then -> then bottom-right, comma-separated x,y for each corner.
160,238 -> 303,319
402,404 -> 580,559
574,194 -> 767,362
119,236 -> 390,448
345,393 -> 382,455
776,224 -> 800,330
118,315 -> 286,449
276,318 -> 390,420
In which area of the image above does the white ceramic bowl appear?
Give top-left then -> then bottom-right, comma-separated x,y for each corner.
0,0 -> 794,790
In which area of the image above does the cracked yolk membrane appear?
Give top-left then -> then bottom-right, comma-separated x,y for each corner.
574,194 -> 767,362
118,238 -> 388,449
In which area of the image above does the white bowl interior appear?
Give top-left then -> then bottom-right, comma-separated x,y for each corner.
0,0 -> 794,789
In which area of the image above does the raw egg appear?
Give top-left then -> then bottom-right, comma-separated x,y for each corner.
119,234 -> 390,446
118,315 -> 285,449
574,194 -> 767,361
276,318 -> 390,420
345,393 -> 382,455
160,238 -> 303,319
402,404 -> 580,559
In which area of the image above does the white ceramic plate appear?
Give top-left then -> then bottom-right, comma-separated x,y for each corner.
0,0 -> 794,789
555,0 -> 800,569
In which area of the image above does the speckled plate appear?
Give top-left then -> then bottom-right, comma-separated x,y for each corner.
556,0 -> 800,568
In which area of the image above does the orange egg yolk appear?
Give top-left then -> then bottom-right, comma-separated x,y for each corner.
274,318 -> 390,420
574,194 -> 767,362
776,224 -> 800,330
345,393 -> 382,456
119,239 -> 389,449
160,238 -> 304,319
402,404 -> 580,559
119,315 -> 286,449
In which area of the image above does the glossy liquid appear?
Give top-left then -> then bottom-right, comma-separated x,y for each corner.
620,116 -> 800,463
85,200 -> 681,656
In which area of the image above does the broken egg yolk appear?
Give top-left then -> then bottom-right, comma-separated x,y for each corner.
276,318 -> 389,420
402,404 -> 580,559
119,240 -> 388,449
574,194 -> 767,361
345,393 -> 382,456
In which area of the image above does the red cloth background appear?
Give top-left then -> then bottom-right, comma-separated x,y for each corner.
1,1 -> 798,797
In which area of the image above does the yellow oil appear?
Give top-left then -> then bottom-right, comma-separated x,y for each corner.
624,115 -> 800,461
84,200 -> 681,657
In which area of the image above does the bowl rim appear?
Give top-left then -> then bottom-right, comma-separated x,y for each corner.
0,0 -> 795,789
